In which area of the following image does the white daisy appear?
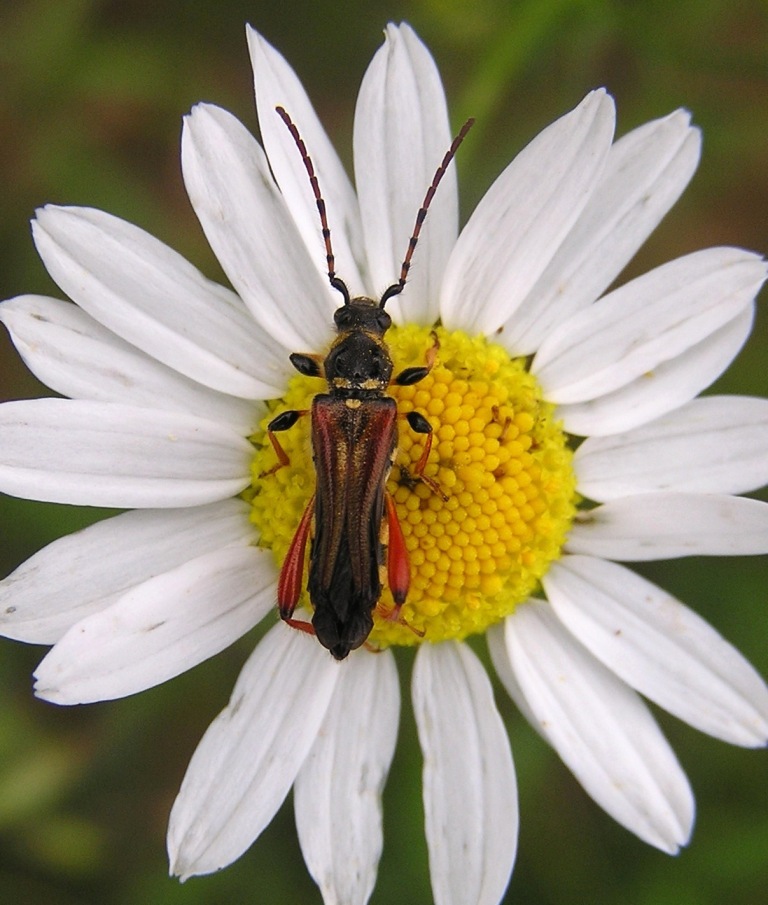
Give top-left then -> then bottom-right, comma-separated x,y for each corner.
1,21 -> 767,905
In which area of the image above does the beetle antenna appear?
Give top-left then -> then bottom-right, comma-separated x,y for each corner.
275,106 -> 350,305
379,117 -> 475,309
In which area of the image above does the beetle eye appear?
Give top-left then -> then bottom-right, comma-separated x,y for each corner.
376,310 -> 392,332
334,307 -> 352,328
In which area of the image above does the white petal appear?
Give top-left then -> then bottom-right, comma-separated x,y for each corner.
354,22 -> 456,324
412,642 -> 517,905
489,605 -> 694,852
0,399 -> 252,507
34,545 -> 274,704
441,90 -> 615,334
558,303 -> 754,436
295,650 -> 399,905
168,625 -> 339,879
507,110 -> 701,354
0,295 -> 260,433
247,27 -> 366,297
0,499 -> 254,644
544,556 -> 768,746
533,248 -> 766,403
567,492 -> 768,560
31,206 -> 285,398
575,395 -> 768,500
182,103 -> 336,352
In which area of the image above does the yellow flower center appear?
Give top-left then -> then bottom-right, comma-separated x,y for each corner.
248,325 -> 577,647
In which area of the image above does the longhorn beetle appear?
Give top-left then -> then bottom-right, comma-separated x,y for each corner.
264,106 -> 474,660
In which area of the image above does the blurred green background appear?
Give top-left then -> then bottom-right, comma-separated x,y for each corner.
1,0 -> 767,903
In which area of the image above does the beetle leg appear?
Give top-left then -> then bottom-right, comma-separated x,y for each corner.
278,494 -> 315,621
289,352 -> 324,377
260,408 -> 308,476
379,480 -> 433,643
404,411 -> 448,501
384,492 -> 409,608
373,495 -> 427,639
283,617 -> 316,636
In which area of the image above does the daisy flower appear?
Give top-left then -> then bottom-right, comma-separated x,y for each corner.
2,21 -> 768,905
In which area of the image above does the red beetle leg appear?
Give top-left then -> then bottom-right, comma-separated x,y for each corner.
277,495 -> 315,621
385,492 -> 410,609
403,411 -> 447,501
283,617 -> 316,636
259,409 -> 309,477
260,431 -> 291,477
412,430 -> 441,495
377,494 -> 427,639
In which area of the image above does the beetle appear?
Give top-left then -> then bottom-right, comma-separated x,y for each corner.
264,106 -> 473,660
